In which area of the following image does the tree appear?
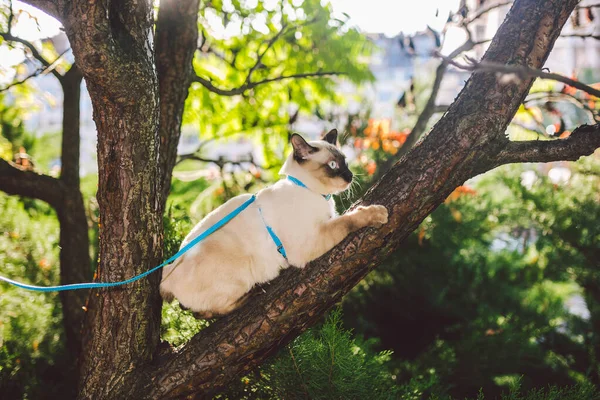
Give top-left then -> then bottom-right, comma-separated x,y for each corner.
0,3 -> 90,355
1,0 -> 599,399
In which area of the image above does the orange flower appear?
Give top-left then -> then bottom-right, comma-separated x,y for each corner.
559,130 -> 571,138
445,185 -> 476,203
366,161 -> 377,176
38,259 -> 51,270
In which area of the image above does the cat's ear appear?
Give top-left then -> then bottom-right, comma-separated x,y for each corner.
291,134 -> 317,160
322,129 -> 338,145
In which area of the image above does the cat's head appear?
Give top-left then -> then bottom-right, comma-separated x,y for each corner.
280,129 -> 353,195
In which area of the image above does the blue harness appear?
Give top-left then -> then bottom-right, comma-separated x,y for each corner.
0,175 -> 330,292
259,176 -> 331,260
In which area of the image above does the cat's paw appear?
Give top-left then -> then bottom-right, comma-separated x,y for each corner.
355,205 -> 389,228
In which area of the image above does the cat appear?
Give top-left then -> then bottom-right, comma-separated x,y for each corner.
159,129 -> 388,317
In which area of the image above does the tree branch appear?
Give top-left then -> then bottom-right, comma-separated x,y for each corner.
372,34 -> 477,180
0,48 -> 69,92
461,0 -> 514,25
192,71 -> 343,96
155,0 -> 201,207
0,158 -> 65,208
493,123 -> 600,165
438,53 -> 600,98
0,32 -> 65,82
524,91 -> 599,122
245,22 -> 289,85
15,0 -> 60,21
561,33 -> 600,40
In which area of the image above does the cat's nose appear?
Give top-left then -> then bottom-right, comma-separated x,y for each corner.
341,170 -> 353,183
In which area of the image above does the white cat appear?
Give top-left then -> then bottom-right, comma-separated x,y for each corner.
159,130 -> 388,316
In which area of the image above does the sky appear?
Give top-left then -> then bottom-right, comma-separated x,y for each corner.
329,0 -> 461,36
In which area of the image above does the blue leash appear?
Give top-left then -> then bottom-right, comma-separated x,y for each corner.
0,194 -> 257,292
0,176 -> 330,293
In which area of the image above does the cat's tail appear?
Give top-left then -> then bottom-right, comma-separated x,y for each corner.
159,286 -> 174,303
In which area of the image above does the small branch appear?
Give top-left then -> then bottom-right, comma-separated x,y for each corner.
560,33 -> 600,40
0,48 -> 68,92
0,158 -> 65,208
7,1 -> 14,34
437,53 -> 600,99
192,71 -> 343,96
372,36 -> 477,179
0,32 -> 65,82
16,0 -> 60,20
493,123 -> 600,165
524,91 -> 599,122
194,16 -> 324,96
246,22 -> 289,85
462,0 -> 513,25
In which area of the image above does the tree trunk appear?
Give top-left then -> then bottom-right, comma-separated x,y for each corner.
155,0 -> 201,209
57,65 -> 92,356
58,2 -> 163,397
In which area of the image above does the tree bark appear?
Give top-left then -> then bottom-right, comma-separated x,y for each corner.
57,1 -> 163,398
56,64 -> 92,356
155,0 -> 201,209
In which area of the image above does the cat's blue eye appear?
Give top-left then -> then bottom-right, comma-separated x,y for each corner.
328,160 -> 338,169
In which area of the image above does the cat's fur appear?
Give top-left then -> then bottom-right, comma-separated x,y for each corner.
159,130 -> 388,316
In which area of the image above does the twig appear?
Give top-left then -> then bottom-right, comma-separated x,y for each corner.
0,48 -> 69,92
560,33 -> 600,40
461,0 -> 513,25
436,53 -> 600,98
524,91 -> 598,122
192,71 -> 343,96
0,32 -> 65,82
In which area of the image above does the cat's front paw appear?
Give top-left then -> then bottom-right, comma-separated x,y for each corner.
355,205 -> 389,228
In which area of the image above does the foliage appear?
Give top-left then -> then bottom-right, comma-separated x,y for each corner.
160,204 -> 209,346
0,194 -> 75,400
342,159 -> 600,399
474,381 -> 599,400
186,0 -> 374,170
218,310 -> 400,400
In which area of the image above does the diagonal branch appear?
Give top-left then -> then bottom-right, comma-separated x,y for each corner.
192,71 -> 344,96
245,22 -> 289,85
461,0 -> 514,25
561,33 -> 600,40
0,158 -> 65,208
492,123 -> 600,165
16,0 -> 60,20
0,32 -> 65,82
0,48 -> 69,92
372,34 -> 478,180
194,16 -> 325,96
438,53 -> 600,98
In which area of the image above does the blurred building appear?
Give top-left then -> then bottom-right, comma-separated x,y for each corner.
467,0 -> 600,79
